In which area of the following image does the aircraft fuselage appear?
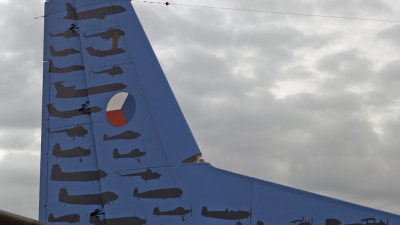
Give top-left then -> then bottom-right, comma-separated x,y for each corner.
133,188 -> 183,199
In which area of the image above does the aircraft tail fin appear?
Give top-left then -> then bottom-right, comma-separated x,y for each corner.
133,188 -> 139,197
58,188 -> 69,202
50,164 -> 62,180
201,206 -> 207,216
40,1 -> 400,224
113,148 -> 118,156
46,104 -> 60,116
49,46 -> 57,57
48,213 -> 55,222
153,207 -> 160,215
51,143 -> 61,156
64,3 -> 77,20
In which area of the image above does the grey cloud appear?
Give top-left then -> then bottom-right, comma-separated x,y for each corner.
318,0 -> 392,17
286,92 -> 363,116
365,60 -> 400,106
0,152 -> 40,219
226,0 -> 317,15
0,128 -> 41,151
0,0 -> 43,129
315,50 -> 375,91
376,25 -> 400,47
282,65 -> 315,80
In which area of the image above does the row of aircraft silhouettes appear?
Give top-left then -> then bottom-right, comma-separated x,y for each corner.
49,27 -> 125,76
47,205 -> 250,224
47,207 -> 388,225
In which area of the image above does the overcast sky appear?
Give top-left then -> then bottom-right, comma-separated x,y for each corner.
1,0 -> 400,220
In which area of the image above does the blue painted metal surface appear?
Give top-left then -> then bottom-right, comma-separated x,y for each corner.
40,0 -> 400,225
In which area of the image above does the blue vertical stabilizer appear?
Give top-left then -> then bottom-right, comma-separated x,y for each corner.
40,1 -> 400,225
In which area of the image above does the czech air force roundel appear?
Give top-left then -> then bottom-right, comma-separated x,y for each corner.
106,92 -> 136,126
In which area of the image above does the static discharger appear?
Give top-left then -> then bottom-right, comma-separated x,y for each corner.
112,33 -> 119,51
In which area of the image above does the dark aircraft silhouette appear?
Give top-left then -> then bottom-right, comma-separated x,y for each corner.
326,219 -> 341,225
52,81 -> 126,98
112,148 -> 146,162
52,143 -> 91,162
47,104 -> 102,118
47,125 -> 88,139
48,213 -> 80,223
201,206 -> 251,225
64,3 -> 126,20
348,218 -> 388,225
133,187 -> 183,200
49,61 -> 84,74
49,46 -> 80,57
90,65 -> 123,76
86,46 -> 125,57
59,188 -> 118,205
51,164 -> 107,182
103,130 -> 141,141
290,217 -> 313,225
153,206 -> 192,221
89,212 -> 146,225
83,28 -> 125,40
114,168 -> 161,181
49,29 -> 79,39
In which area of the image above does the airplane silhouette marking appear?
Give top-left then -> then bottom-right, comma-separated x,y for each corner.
49,61 -> 84,74
103,130 -> 141,141
133,187 -> 183,200
83,28 -> 125,40
113,148 -> 146,162
47,103 -> 101,119
48,213 -> 80,223
290,217 -> 313,225
49,46 -> 80,57
347,218 -> 388,225
64,3 -> 126,20
59,188 -> 118,206
52,81 -> 126,98
86,46 -> 125,57
90,65 -> 123,77
114,168 -> 161,181
89,210 -> 146,225
153,206 -> 192,221
201,206 -> 251,225
51,164 -> 107,182
49,29 -> 79,39
52,143 -> 90,162
47,125 -> 88,140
